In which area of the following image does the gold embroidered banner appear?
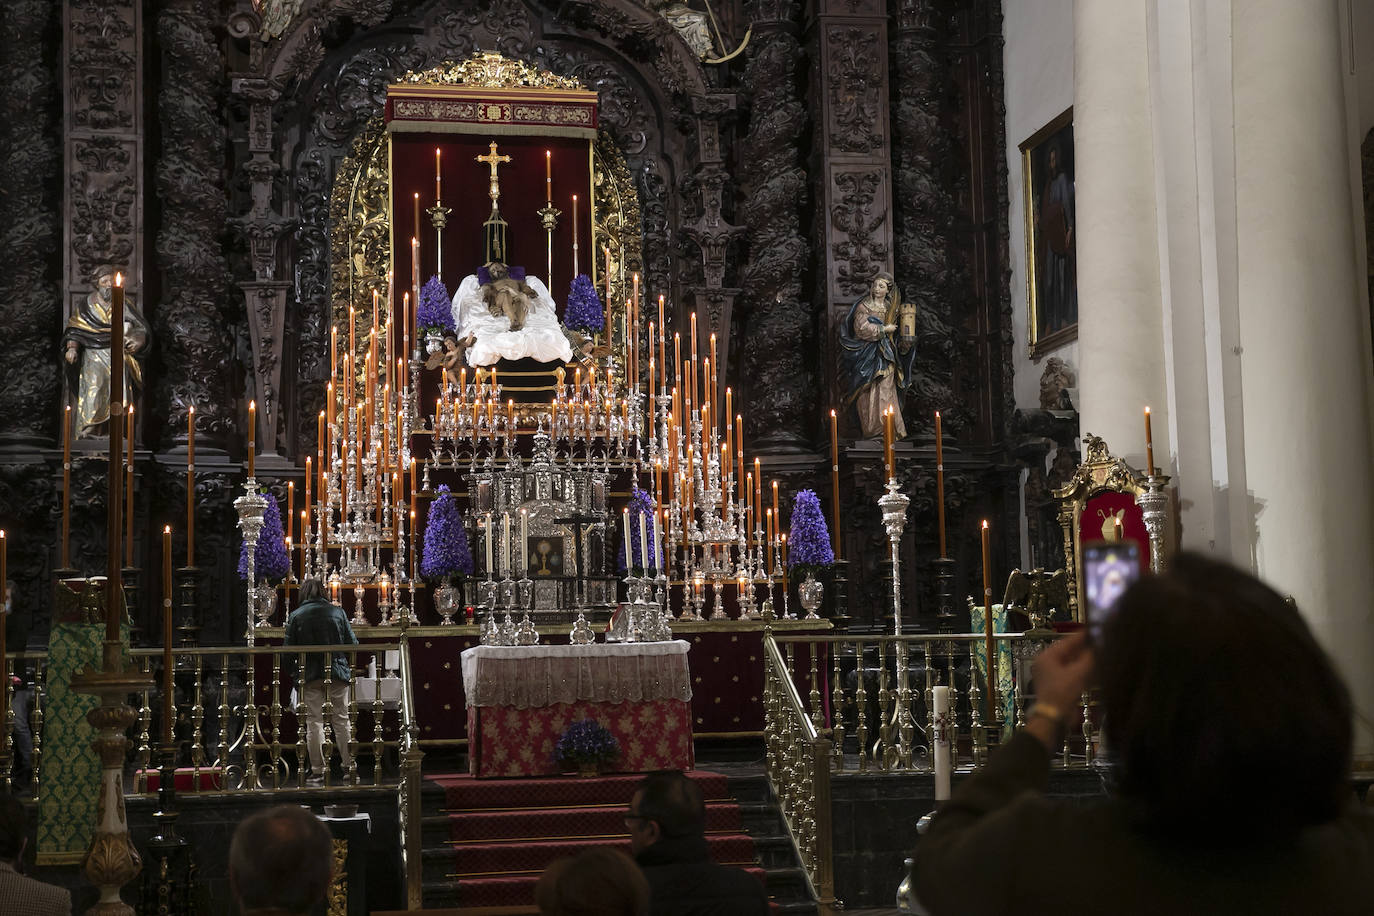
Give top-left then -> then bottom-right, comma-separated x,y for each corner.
386,84 -> 599,139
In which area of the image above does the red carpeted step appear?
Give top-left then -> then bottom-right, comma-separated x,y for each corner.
451,833 -> 758,877
458,863 -> 769,908
448,800 -> 742,843
434,769 -> 731,811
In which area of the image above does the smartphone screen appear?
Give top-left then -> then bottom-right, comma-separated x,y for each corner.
1083,540 -> 1140,643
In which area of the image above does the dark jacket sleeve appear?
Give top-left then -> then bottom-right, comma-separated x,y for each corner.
911,731 -> 1054,915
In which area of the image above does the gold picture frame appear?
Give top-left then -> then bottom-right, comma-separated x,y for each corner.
1021,107 -> 1076,358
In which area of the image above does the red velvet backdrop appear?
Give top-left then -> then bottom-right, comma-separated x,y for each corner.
391,131 -> 595,319
1078,491 -> 1150,575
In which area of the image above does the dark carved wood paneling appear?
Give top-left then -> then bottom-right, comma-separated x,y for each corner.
0,0 -> 62,445
739,0 -> 814,451
154,0 -> 235,447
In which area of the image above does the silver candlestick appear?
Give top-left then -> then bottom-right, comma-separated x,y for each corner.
878,477 -> 915,769
234,481 -> 268,646
1136,474 -> 1172,573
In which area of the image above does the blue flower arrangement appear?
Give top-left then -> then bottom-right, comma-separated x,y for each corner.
564,274 -> 603,335
617,485 -> 661,575
553,718 -> 619,770
787,489 -> 835,578
238,491 -> 290,584
420,484 -> 474,580
417,275 -> 455,335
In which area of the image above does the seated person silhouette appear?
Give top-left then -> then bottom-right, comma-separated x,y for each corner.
452,260 -> 573,367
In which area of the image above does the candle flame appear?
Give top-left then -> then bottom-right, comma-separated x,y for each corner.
115,273 -> 123,287
981,519 -> 989,530
188,405 -> 195,415
1144,406 -> 1151,415
250,400 -> 256,411
830,408 -> 836,417
164,525 -> 171,534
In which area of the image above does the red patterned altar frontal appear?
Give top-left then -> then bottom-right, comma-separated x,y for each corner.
386,84 -> 598,139
467,699 -> 694,778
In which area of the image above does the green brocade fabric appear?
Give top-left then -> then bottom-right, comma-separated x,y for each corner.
969,603 -> 1016,742
37,580 -> 131,864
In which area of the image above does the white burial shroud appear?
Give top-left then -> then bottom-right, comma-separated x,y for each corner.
451,273 -> 574,367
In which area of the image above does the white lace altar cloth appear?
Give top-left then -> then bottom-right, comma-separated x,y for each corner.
460,641 -> 692,710
451,273 -> 575,366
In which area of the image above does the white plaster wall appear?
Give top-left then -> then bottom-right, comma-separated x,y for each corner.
1003,0 -> 1077,410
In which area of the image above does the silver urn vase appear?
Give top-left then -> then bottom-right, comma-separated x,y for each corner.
434,579 -> 461,625
798,573 -> 824,620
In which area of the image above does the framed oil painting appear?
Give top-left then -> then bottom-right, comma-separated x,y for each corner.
1022,108 -> 1077,357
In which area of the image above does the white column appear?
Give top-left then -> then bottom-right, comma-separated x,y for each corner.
1073,0 -> 1169,468
1233,0 -> 1374,754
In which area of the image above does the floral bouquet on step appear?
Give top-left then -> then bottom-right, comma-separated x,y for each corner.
553,718 -> 619,773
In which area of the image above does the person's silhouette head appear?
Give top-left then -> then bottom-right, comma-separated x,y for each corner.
229,804 -> 333,914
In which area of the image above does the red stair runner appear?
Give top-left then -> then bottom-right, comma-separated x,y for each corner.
434,769 -> 758,908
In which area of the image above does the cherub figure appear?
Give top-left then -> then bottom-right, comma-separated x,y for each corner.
424,332 -> 475,372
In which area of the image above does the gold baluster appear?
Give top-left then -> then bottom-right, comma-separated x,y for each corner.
967,641 -> 984,768
872,638 -> 891,768
190,654 -> 205,774
216,653 -> 231,774
29,662 -> 45,799
922,640 -> 935,772
270,651 -> 283,789
807,642 -> 823,735
321,657 -> 336,787
373,650 -> 385,787
136,659 -> 152,792
854,638 -> 869,773
296,650 -> 308,786
830,640 -> 845,772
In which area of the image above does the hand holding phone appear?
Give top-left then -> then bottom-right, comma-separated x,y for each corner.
1083,539 -> 1140,644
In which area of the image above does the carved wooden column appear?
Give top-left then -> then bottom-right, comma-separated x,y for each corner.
63,0 -> 144,434
229,70 -> 296,464
890,0 -> 956,440
0,1 -> 62,448
684,98 -> 745,414
740,0 -> 813,452
154,0 -> 234,450
809,0 -> 895,432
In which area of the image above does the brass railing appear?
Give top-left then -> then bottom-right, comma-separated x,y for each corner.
762,634 -> 836,915
770,631 -> 1098,774
0,640 -> 420,795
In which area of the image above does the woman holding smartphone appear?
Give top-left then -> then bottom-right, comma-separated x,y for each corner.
913,553 -> 1372,915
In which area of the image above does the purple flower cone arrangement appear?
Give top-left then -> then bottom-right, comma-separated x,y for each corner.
238,491 -> 290,584
418,274 -> 455,334
564,274 -> 603,335
787,488 -> 834,576
421,484 -> 474,580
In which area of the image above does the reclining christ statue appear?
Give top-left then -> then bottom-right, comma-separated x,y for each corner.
451,260 -> 574,367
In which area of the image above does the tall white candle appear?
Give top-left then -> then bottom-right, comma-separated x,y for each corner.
623,508 -> 632,569
485,512 -> 494,572
933,685 -> 952,801
502,512 -> 511,575
520,509 -> 528,574
639,512 -> 649,574
652,511 -> 662,574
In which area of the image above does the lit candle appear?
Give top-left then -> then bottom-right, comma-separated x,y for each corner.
652,511 -> 662,575
772,480 -> 780,549
935,410 -> 946,559
981,519 -> 993,718
247,400 -> 256,478
413,192 -> 420,246
330,325 -> 338,379
736,414 -> 745,506
604,245 -> 612,341
1144,406 -> 1155,476
658,294 -> 667,393
766,508 -> 774,570
830,408 -> 840,559
623,508 -> 632,570
287,481 -> 295,546
435,147 -> 442,203
124,404 -> 135,566
571,194 -> 579,276
520,509 -> 529,574
753,457 -> 762,528
162,525 -> 173,747
187,405 -> 195,566
1113,517 -> 1124,543
108,274 -> 125,641
410,510 -> 417,582
61,405 -> 71,569
883,407 -> 894,480
545,149 -> 552,203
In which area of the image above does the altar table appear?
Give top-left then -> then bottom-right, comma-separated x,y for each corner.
460,641 -> 694,777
